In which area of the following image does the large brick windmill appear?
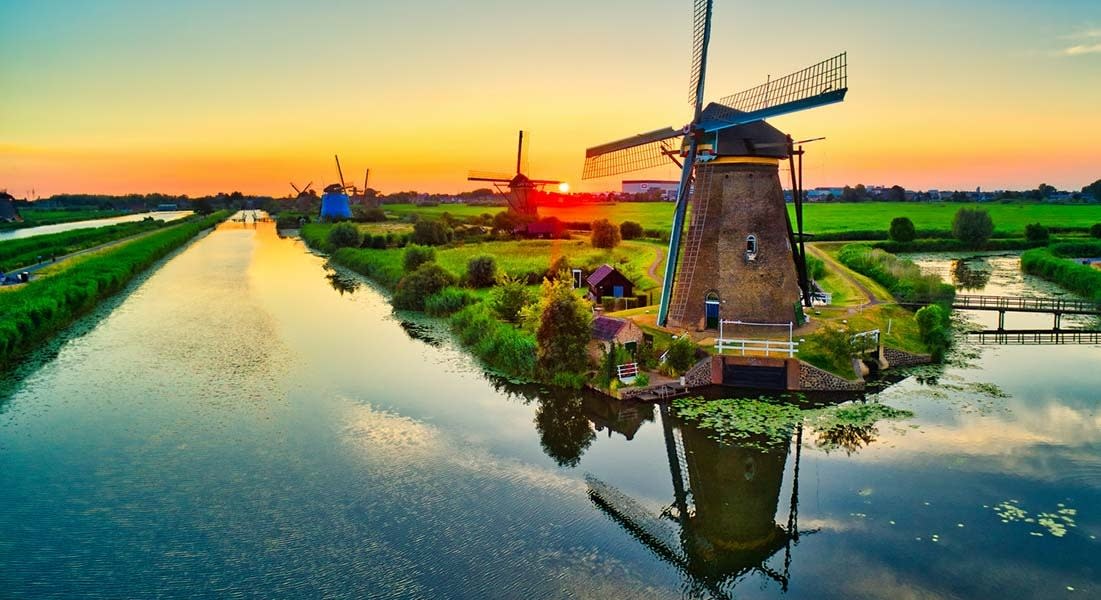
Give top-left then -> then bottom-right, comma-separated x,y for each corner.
469,130 -> 562,217
582,0 -> 848,331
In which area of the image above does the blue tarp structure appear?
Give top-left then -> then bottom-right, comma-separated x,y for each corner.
319,191 -> 351,221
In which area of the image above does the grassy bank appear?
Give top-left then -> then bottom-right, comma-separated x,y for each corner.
0,218 -> 169,272
0,211 -> 230,365
1020,241 -> 1101,304
0,209 -> 123,230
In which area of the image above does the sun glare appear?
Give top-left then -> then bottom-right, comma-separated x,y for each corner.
558,182 -> 570,193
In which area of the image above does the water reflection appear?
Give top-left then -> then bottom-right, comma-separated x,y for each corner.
951,258 -> 992,290
326,268 -> 361,295
534,393 -> 596,468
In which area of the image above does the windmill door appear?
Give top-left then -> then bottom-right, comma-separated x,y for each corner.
705,299 -> 720,329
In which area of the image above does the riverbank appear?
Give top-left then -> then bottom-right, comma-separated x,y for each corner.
0,211 -> 230,365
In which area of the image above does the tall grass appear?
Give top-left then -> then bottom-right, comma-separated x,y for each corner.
1020,247 -> 1101,304
449,301 -> 537,380
837,244 -> 955,304
0,218 -> 168,272
0,211 -> 229,364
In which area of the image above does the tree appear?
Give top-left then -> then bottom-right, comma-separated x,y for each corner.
193,198 -> 213,215
1024,222 -> 1049,243
888,217 -> 916,242
403,245 -> 436,272
1083,179 -> 1101,201
411,219 -> 452,245
466,255 -> 498,288
886,185 -> 907,202
546,255 -> 570,281
533,393 -> 594,468
491,275 -> 533,323
619,220 -> 644,240
952,208 -> 994,248
327,222 -> 362,249
663,335 -> 697,374
535,277 -> 593,376
590,218 -> 621,249
393,264 -> 456,311
1038,183 -> 1057,199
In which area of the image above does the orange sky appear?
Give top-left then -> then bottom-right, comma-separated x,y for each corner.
2,1 -> 1099,197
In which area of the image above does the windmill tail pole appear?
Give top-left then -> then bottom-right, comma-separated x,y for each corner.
364,168 -> 370,192
335,154 -> 346,188
657,139 -> 699,327
515,130 -> 524,175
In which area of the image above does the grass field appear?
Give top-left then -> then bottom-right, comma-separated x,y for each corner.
383,202 -> 1101,236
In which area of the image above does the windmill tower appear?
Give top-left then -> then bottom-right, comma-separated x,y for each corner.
582,0 -> 847,330
469,130 -> 562,217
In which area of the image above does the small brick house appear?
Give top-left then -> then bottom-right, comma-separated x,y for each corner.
588,315 -> 645,362
586,264 -> 635,302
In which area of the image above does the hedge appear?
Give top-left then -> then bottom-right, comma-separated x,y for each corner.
1020,248 -> 1101,304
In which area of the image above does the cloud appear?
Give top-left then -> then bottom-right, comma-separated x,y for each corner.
1061,42 -> 1101,56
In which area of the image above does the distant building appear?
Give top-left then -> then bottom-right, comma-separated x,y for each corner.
156,203 -> 179,211
586,264 -> 635,302
622,179 -> 679,201
588,315 -> 646,361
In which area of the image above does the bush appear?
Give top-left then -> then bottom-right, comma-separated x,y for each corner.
403,245 -> 436,272
534,278 -> 593,376
1024,222 -> 1050,243
450,302 -> 537,379
663,336 -> 698,374
466,255 -> 498,288
915,304 -> 952,362
590,218 -> 621,249
393,264 -> 456,311
619,221 -> 643,240
643,228 -> 664,239
353,206 -> 387,222
411,219 -> 452,246
952,208 -> 994,247
806,255 -> 827,281
546,255 -> 571,281
491,276 -> 533,323
327,222 -> 362,249
888,217 -> 916,243
1090,223 -> 1101,238
424,286 -> 475,317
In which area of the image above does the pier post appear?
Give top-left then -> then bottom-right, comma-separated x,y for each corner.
997,310 -> 1005,331
1054,312 -> 1062,331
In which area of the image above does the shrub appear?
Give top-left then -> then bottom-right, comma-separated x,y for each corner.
327,222 -> 362,250
546,255 -> 571,281
1024,223 -> 1050,243
403,245 -> 436,272
411,219 -> 452,246
643,228 -> 664,239
915,304 -> 952,362
888,217 -> 916,243
952,208 -> 994,247
424,286 -> 475,317
534,277 -> 593,376
450,302 -> 537,379
619,221 -> 644,240
1021,248 -> 1101,304
491,276 -> 533,323
590,218 -> 621,249
663,336 -> 697,374
466,255 -> 498,288
393,264 -> 456,311
353,206 -> 387,222
1090,223 -> 1101,238
806,255 -> 827,281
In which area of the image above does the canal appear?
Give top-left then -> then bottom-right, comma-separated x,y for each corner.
1,219 -> 1097,598
0,211 -> 193,241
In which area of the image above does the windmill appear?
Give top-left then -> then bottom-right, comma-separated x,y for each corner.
582,0 -> 848,330
469,130 -> 562,216
289,181 -> 314,198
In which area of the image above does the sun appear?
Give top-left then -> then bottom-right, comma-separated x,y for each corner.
558,182 -> 570,193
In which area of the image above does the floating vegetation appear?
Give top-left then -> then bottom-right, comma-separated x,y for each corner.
992,500 -> 1079,538
672,396 -> 914,452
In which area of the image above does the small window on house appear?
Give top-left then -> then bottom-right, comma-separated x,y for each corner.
746,234 -> 758,259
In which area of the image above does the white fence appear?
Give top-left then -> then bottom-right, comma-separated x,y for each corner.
714,338 -> 800,357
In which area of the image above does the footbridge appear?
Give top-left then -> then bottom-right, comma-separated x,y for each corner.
905,294 -> 1101,330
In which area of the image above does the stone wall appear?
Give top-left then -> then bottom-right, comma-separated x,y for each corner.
684,357 -> 713,388
883,346 -> 933,368
798,360 -> 864,391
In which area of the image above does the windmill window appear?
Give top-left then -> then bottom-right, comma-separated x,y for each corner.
746,235 -> 758,259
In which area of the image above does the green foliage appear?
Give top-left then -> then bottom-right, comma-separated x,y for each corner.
1048,240 -> 1101,258
1091,223 -> 1101,238
424,286 -> 476,317
393,264 -> 456,311
466,255 -> 497,288
411,219 -> 452,246
275,212 -> 309,229
329,247 -> 405,289
403,245 -> 436,272
952,207 -> 995,247
449,301 -> 537,379
805,255 -> 826,281
888,216 -> 916,242
0,211 -> 229,364
0,218 -> 165,272
534,277 -> 593,376
367,234 -> 388,249
590,218 -> 621,249
915,304 -> 952,362
663,335 -> 697,374
837,244 -> 955,304
619,220 -> 643,240
490,276 -> 532,323
353,206 -> 387,222
634,372 -> 650,387
546,255 -> 571,280
1020,248 -> 1101,304
1024,222 -> 1050,243
327,222 -> 363,249
1083,179 -> 1101,201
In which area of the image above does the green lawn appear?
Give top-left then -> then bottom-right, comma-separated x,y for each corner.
383,201 -> 1101,236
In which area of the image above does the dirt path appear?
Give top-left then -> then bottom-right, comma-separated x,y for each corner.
806,244 -> 881,307
646,247 -> 665,286
3,228 -> 168,284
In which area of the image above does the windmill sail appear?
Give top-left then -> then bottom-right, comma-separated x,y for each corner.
699,53 -> 847,132
688,0 -> 714,111
582,127 -> 683,179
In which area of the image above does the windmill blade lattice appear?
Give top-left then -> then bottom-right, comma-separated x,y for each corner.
688,0 -> 714,109
701,53 -> 847,131
582,128 -> 684,179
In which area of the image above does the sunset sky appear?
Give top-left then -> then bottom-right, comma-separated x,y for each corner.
2,0 -> 1100,198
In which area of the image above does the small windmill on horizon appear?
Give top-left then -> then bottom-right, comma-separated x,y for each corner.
582,0 -> 848,331
469,130 -> 562,217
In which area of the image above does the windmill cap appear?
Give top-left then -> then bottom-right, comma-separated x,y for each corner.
699,104 -> 791,159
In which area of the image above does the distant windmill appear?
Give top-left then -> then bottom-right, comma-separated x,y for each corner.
469,130 -> 562,216
289,181 -> 314,198
582,0 -> 848,330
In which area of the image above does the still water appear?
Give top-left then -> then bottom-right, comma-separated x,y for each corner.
0,211 -> 193,241
1,221 -> 1098,598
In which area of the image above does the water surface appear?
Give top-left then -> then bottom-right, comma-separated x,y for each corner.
0,211 -> 192,241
